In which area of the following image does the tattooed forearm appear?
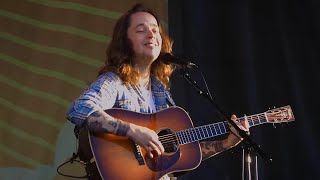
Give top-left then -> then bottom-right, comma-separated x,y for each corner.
200,140 -> 226,161
86,111 -> 129,136
116,120 -> 130,136
88,121 -> 102,132
87,120 -> 108,133
108,119 -> 118,129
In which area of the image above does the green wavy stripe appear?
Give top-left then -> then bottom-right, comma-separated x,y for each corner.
26,0 -> 168,29
26,0 -> 122,20
0,31 -> 102,68
0,74 -> 70,108
0,53 -> 88,89
0,9 -> 110,43
0,143 -> 41,167
0,120 -> 55,152
0,96 -> 63,129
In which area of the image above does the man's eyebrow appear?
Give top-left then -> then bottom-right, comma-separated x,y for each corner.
135,23 -> 159,28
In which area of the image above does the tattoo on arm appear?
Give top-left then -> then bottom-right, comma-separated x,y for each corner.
87,120 -> 107,133
86,111 -> 129,136
200,141 -> 226,160
115,120 -> 130,136
108,119 -> 118,129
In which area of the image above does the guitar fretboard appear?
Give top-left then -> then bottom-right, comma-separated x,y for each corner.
175,113 -> 268,145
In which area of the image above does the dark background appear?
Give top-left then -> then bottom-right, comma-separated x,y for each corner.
168,0 -> 320,180
1,0 -> 319,179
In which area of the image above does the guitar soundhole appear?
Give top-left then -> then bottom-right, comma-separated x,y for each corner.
144,128 -> 181,172
158,128 -> 179,153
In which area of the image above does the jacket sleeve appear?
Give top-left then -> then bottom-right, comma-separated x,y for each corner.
67,73 -> 118,127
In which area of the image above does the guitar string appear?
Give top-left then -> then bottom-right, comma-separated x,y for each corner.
157,114 -> 284,144
158,124 -> 229,143
155,112 -> 288,148
159,113 -> 278,141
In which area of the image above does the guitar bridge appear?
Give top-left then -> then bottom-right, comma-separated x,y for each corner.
131,141 -> 145,165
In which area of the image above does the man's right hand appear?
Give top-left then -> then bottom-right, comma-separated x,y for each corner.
126,123 -> 165,158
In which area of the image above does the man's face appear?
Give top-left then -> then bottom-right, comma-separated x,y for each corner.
127,12 -> 162,65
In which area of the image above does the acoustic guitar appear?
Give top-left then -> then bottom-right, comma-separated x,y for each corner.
85,106 -> 294,180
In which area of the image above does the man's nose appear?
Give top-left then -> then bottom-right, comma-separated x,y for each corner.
146,29 -> 155,38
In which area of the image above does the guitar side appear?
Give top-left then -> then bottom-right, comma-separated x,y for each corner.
88,107 -> 202,180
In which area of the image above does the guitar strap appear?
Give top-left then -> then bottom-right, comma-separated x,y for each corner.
56,124 -> 98,179
73,126 -> 102,180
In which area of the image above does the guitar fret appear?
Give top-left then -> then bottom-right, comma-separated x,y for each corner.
223,122 -> 228,133
204,126 -> 209,138
212,124 -> 217,136
184,130 -> 189,143
202,127 -> 207,139
218,123 -> 222,134
180,131 -> 185,144
197,127 -> 202,140
207,126 -> 212,137
206,125 -> 212,137
203,127 -> 208,138
193,127 -> 198,141
174,106 -> 292,146
219,122 -> 227,134
180,131 -> 186,144
220,123 -> 224,134
198,128 -> 203,139
254,115 -> 260,125
202,127 -> 207,138
244,113 -> 268,127
189,129 -> 195,142
188,130 -> 192,142
194,128 -> 198,141
243,117 -> 254,126
176,132 -> 181,144
197,127 -> 201,141
249,116 -> 255,125
215,123 -> 221,135
208,125 -> 214,137
184,130 -> 190,143
260,113 -> 267,123
211,124 -> 216,136
185,130 -> 190,143
193,129 -> 198,141
188,129 -> 193,142
177,131 -> 182,144
209,126 -> 214,136
255,117 -> 260,124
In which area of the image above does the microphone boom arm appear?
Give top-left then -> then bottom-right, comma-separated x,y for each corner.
181,69 -> 272,163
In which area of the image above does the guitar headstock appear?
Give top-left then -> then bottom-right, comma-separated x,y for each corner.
265,105 -> 295,123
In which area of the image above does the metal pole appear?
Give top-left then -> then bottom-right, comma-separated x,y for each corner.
242,148 -> 258,180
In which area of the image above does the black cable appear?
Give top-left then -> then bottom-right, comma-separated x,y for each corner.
56,152 -> 88,179
56,125 -> 88,178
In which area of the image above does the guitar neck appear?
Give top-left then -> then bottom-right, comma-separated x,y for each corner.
175,112 -> 268,145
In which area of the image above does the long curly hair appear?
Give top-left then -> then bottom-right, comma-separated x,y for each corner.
98,3 -> 174,88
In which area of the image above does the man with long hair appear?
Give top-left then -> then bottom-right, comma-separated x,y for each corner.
67,3 -> 248,180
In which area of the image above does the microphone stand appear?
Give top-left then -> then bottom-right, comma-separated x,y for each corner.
242,145 -> 259,180
180,68 -> 272,180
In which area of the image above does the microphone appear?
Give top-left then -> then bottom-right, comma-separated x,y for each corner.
160,53 -> 198,69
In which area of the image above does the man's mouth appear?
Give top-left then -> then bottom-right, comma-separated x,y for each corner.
145,42 -> 157,47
